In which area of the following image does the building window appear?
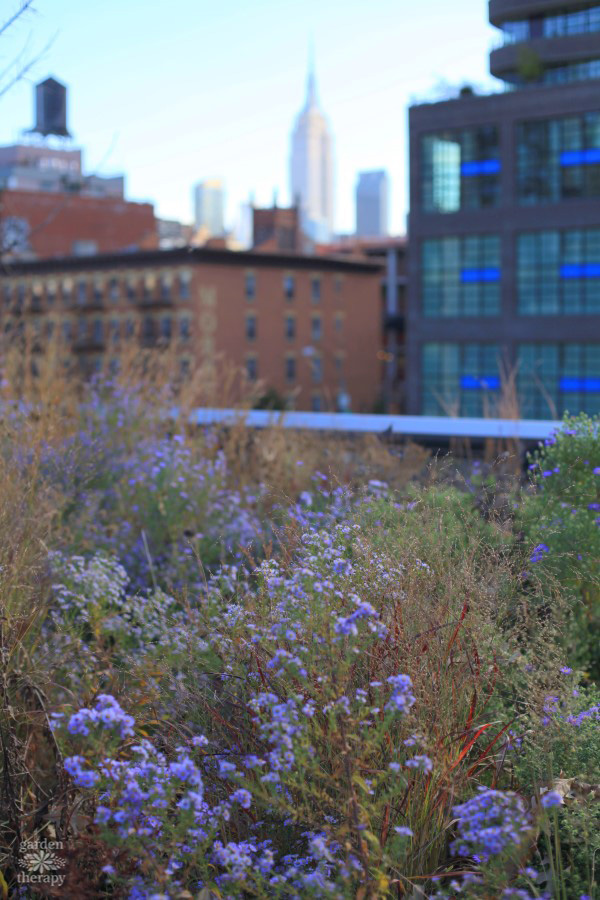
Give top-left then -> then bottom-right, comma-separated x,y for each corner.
518,228 -> 600,315
72,240 -> 98,256
334,274 -> 343,293
3,283 -> 12,308
518,343 -> 600,419
283,274 -> 295,299
180,316 -> 191,341
109,357 -> 120,375
285,356 -> 296,383
142,316 -> 154,341
180,357 -> 191,377
311,315 -> 322,341
160,273 -> 172,301
16,282 -> 26,311
127,277 -> 137,301
311,394 -> 323,412
422,236 -> 500,317
93,279 -> 104,304
246,356 -> 257,381
31,282 -> 43,311
45,319 -> 55,340
77,318 -> 87,340
179,270 -> 191,299
61,279 -> 72,305
285,315 -> 296,340
311,276 -> 321,303
125,318 -> 135,338
544,6 -> 600,38
500,19 -> 530,44
109,277 -> 119,301
92,318 -> 103,343
245,271 -> 256,300
76,280 -> 87,306
246,314 -> 257,340
334,313 -> 344,334
517,113 -> 600,205
422,126 -> 500,213
109,319 -> 120,343
542,59 -> 600,86
160,316 -> 172,340
144,274 -> 156,302
311,356 -> 323,384
422,342 -> 500,416
62,320 -> 73,342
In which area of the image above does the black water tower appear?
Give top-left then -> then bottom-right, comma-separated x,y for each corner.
32,77 -> 70,137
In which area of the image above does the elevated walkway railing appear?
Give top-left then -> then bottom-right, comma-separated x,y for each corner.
187,409 -> 562,441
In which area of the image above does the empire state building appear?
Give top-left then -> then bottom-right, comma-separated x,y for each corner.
289,56 -> 334,243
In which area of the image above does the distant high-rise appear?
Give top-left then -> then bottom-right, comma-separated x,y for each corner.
356,170 -> 389,237
193,179 -> 225,236
289,51 -> 334,243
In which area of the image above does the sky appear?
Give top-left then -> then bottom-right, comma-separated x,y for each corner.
0,0 -> 500,236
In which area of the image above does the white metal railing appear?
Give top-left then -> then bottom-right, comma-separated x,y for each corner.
189,409 -> 562,441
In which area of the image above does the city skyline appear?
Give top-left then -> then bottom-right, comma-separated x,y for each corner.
0,0 -> 499,234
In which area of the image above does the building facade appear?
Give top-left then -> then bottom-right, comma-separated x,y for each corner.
193,180 -> 225,236
252,202 -> 308,253
356,171 -> 390,238
1,247 -> 383,412
0,189 -> 157,260
316,236 -> 407,411
289,59 -> 334,244
407,0 -> 600,419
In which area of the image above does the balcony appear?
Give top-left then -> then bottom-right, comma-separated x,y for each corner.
139,290 -> 174,309
72,332 -> 105,353
488,0 -> 585,27
489,31 -> 600,79
140,325 -> 172,348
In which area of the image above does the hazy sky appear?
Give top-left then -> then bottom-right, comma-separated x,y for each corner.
0,0 -> 500,235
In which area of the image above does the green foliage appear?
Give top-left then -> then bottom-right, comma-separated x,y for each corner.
518,414 -> 600,674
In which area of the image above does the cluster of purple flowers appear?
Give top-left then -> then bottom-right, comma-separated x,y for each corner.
530,543 -> 550,564
65,694 -> 135,740
384,674 -> 416,716
333,597 -> 386,639
565,703 -> 600,727
450,788 -> 532,862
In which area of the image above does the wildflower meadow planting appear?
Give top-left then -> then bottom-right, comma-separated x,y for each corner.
1,359 -> 599,899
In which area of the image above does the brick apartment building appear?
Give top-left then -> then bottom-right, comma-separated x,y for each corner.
0,79 -> 158,260
316,236 -> 407,411
0,188 -> 157,260
252,202 -> 307,253
0,247 -> 383,412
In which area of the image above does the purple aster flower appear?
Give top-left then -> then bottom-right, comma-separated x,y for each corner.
540,790 -> 563,809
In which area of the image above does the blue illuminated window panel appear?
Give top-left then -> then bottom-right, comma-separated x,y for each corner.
461,159 -> 501,176
460,375 -> 500,390
560,148 -> 600,166
461,268 -> 500,283
560,377 -> 600,392
560,263 -> 600,278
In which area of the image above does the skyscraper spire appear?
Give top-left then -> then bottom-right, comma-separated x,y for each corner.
306,37 -> 317,109
291,36 -> 334,243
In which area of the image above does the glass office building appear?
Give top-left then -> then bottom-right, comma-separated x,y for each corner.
407,1 -> 600,418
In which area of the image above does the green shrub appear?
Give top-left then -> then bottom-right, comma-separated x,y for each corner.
518,413 -> 600,675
